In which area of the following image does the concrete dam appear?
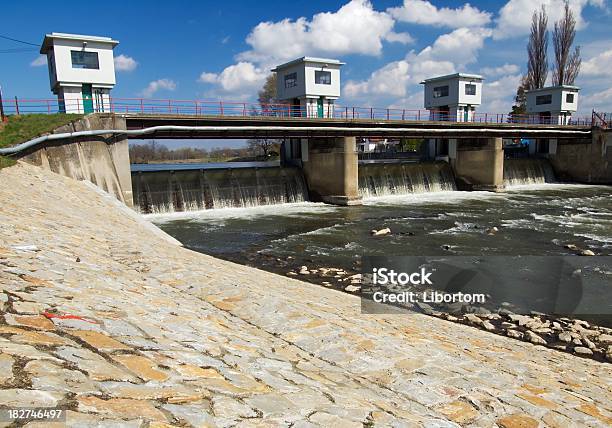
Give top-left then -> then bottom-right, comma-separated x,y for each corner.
130,158 -> 556,214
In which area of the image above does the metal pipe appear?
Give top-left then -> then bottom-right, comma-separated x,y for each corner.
0,124 -> 592,156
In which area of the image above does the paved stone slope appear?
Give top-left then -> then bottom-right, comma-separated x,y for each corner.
0,162 -> 610,427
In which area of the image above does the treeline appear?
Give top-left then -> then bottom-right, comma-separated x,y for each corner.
129,141 -> 254,164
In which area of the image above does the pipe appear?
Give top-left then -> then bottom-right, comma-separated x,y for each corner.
0,125 -> 592,156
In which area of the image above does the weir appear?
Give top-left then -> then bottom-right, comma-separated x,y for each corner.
358,162 -> 456,198
503,158 -> 556,186
7,113 -> 609,210
132,166 -> 308,214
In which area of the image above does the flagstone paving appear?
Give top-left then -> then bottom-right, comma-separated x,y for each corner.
0,162 -> 610,427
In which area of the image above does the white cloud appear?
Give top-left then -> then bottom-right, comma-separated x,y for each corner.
389,0 -> 492,28
480,73 -> 522,112
417,27 -> 492,66
344,55 -> 456,101
237,0 -> 407,65
494,0 -> 605,40
30,55 -> 47,67
198,72 -> 219,83
480,63 -> 520,77
581,49 -> 612,76
114,54 -> 138,72
198,62 -> 268,96
384,31 -> 415,44
580,88 -> 612,113
140,79 -> 177,97
200,0 -> 413,100
342,26 -> 492,105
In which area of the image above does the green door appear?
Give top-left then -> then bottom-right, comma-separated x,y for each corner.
464,105 -> 470,122
82,84 -> 94,114
317,97 -> 324,118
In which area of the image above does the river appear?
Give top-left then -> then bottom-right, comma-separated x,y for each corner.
150,183 -> 612,277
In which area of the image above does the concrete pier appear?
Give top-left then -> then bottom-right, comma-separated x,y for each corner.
301,136 -> 362,205
451,137 -> 505,192
548,130 -> 612,184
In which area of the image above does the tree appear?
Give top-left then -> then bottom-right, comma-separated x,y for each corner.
526,5 -> 548,90
258,74 -> 277,106
249,75 -> 281,158
247,138 -> 278,158
552,1 -> 581,85
509,75 -> 529,121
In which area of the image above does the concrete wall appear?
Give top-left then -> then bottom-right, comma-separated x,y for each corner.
301,137 -> 361,205
451,137 -> 504,191
47,38 -> 116,90
526,86 -> 578,114
275,63 -> 307,101
18,114 -> 133,207
548,130 -> 612,184
423,77 -> 482,110
57,86 -> 111,114
275,60 -> 341,101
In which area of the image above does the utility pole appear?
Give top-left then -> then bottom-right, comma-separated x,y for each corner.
0,85 -> 6,123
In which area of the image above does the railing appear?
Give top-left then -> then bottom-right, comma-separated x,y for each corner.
0,96 -> 594,126
592,110 -> 609,129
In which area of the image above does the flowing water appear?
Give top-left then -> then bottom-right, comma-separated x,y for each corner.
358,161 -> 456,197
146,160 -> 612,291
504,158 -> 556,186
132,164 -> 307,213
153,183 -> 612,266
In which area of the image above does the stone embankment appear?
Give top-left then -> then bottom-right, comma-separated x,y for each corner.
0,162 -> 611,427
286,264 -> 612,363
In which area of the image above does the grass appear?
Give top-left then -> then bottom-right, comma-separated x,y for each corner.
0,113 -> 83,169
0,114 -> 83,149
0,156 -> 16,169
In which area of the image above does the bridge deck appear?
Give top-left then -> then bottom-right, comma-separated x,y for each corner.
123,114 -> 592,139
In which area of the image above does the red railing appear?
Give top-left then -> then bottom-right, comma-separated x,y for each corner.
592,110 -> 609,129
0,96 -> 594,126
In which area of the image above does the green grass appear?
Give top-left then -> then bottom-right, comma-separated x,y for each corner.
0,156 -> 16,169
0,114 -> 83,149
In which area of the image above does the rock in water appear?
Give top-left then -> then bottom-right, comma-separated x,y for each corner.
526,331 -> 547,345
573,346 -> 593,356
486,226 -> 499,235
507,329 -> 523,339
579,249 -> 595,256
482,321 -> 496,331
464,314 -> 483,326
371,228 -> 391,236
298,266 -> 309,275
564,243 -> 578,250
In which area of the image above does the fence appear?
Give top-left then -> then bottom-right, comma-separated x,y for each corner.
0,96 -> 596,126
592,111 -> 610,129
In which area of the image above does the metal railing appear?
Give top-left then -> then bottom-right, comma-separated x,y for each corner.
0,96 -> 594,126
592,110 -> 610,129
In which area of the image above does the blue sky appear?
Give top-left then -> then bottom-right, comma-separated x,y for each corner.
2,1 -> 611,148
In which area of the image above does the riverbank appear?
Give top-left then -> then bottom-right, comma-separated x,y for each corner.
151,185 -> 612,362
1,162 -> 611,426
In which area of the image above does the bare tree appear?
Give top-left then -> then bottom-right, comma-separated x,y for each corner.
526,5 -> 548,90
247,138 -> 278,158
248,75 -> 281,158
552,1 -> 581,85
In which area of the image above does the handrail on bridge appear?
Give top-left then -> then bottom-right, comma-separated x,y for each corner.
0,96 -> 594,126
592,110 -> 609,129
